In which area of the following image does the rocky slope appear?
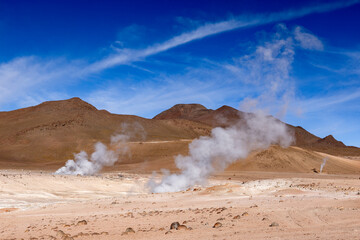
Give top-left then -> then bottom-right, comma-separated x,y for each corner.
0,98 -> 358,171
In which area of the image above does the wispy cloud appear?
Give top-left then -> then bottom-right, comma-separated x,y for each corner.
86,68 -> 245,117
86,24 -> 325,119
293,26 -> 324,50
0,56 -> 79,109
84,0 -> 358,73
297,89 -> 360,113
0,0 -> 358,112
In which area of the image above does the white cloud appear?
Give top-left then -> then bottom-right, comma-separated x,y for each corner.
85,70 -> 244,117
294,26 -> 324,50
85,24 -> 301,118
0,0 -> 358,111
296,90 -> 360,113
84,0 -> 355,73
0,56 -> 80,109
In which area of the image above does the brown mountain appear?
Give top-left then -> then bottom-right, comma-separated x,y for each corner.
0,98 -> 359,172
154,103 -> 360,155
0,98 -> 211,169
154,104 -> 244,127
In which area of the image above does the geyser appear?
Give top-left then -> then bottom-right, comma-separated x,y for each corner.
55,134 -> 129,175
320,157 -> 327,173
55,122 -> 145,175
148,112 -> 294,193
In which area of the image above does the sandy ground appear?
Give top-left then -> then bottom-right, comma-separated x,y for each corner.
0,170 -> 360,240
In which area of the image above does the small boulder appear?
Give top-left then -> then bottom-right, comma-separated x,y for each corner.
269,222 -> 279,227
170,222 -> 180,230
213,222 -> 222,228
76,220 -> 87,226
312,168 -> 318,173
125,227 -> 135,234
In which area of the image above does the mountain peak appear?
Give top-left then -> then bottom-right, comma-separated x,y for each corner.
317,135 -> 346,147
153,103 -> 209,120
35,97 -> 97,112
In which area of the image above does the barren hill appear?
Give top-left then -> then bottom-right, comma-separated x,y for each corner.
0,98 -> 211,169
154,104 -> 360,156
0,98 -> 359,173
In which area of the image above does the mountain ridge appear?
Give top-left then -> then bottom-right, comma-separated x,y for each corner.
0,98 -> 359,170
154,103 -> 359,151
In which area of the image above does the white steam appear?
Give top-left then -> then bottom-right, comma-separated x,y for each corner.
320,157 -> 327,173
54,135 -> 129,175
148,24 -> 307,193
148,112 -> 293,193
55,122 -> 145,175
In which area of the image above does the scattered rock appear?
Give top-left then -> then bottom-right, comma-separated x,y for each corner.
233,215 -> 240,219
125,227 -> 135,234
76,220 -> 87,226
269,222 -> 279,227
170,222 -> 180,230
55,230 -> 74,240
262,217 -> 269,221
242,212 -> 249,216
213,222 -> 222,228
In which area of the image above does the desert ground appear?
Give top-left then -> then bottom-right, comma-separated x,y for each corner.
1,169 -> 360,240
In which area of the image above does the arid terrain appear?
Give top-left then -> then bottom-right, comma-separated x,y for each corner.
0,98 -> 360,239
0,170 -> 359,240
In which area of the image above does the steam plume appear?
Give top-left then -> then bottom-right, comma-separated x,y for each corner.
320,157 -> 327,173
54,134 -> 129,175
148,24 -> 301,193
55,122 -> 144,175
148,112 -> 293,193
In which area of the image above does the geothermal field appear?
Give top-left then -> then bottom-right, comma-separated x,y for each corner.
0,99 -> 359,240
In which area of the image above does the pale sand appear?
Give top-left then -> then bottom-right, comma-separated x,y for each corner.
0,170 -> 360,239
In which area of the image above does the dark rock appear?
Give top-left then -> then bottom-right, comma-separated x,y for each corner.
76,220 -> 87,226
269,222 -> 279,227
242,212 -> 249,216
213,222 -> 222,228
170,222 -> 180,230
125,227 -> 135,233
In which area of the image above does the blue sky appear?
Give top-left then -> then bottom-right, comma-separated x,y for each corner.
0,0 -> 359,147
